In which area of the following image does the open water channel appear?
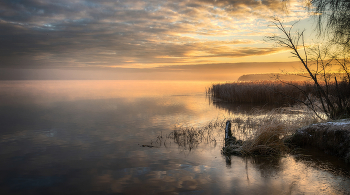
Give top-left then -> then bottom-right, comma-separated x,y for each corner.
0,80 -> 349,194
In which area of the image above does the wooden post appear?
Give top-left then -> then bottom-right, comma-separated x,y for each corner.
225,121 -> 232,139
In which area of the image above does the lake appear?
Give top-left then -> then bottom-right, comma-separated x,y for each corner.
0,80 -> 349,194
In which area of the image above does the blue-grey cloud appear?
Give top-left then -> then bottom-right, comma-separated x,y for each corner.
0,0 -> 295,69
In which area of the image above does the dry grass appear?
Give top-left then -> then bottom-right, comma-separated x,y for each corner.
208,81 -> 314,105
148,106 -> 321,156
209,80 -> 350,119
149,119 -> 224,151
240,123 -> 290,155
224,107 -> 322,156
228,107 -> 320,139
167,126 -> 217,151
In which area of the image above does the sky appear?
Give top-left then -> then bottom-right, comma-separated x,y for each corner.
0,0 -> 317,80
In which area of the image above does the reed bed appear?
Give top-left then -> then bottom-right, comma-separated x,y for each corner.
208,81 -> 315,105
209,80 -> 350,119
167,125 -> 218,151
223,107 -> 321,156
150,119 -> 225,151
148,106 -> 321,156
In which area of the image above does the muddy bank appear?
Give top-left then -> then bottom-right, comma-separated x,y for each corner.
287,119 -> 350,163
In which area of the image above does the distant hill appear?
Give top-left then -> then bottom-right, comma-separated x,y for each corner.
238,73 -> 347,82
237,73 -> 309,81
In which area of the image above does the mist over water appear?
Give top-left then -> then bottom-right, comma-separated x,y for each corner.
0,80 -> 349,194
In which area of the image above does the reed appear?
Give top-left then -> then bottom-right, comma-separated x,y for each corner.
167,126 -> 217,151
241,123 -> 289,155
148,119 -> 225,151
224,107 -> 321,156
148,106 -> 320,156
208,81 -> 314,105
209,80 -> 350,119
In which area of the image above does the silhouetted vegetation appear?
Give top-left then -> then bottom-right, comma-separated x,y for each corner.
238,73 -> 308,81
237,73 -> 347,81
148,119 -> 223,151
167,124 -> 218,151
308,0 -> 350,47
222,108 -> 320,156
209,81 -> 314,105
209,78 -> 350,119
149,108 -> 319,156
267,19 -> 350,119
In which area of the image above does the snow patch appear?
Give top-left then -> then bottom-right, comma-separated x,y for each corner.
325,119 -> 350,126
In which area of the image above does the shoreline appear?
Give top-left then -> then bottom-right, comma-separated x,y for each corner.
286,119 -> 350,163
222,118 -> 350,164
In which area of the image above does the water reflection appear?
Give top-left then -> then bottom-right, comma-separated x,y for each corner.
293,147 -> 350,177
0,80 -> 349,194
210,100 -> 273,114
210,97 -> 307,115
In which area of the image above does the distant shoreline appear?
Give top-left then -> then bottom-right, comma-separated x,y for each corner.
238,73 -> 348,82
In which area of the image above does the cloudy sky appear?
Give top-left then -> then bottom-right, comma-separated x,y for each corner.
0,0 -> 315,80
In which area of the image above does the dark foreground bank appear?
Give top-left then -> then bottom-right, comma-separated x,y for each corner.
287,119 -> 350,163
223,119 -> 350,164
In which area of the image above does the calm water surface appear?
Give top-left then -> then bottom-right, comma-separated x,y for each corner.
0,80 -> 349,195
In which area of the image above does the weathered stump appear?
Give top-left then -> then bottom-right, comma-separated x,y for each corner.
223,120 -> 244,155
225,120 -> 232,139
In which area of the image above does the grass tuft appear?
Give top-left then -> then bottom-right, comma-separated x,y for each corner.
222,107 -> 321,156
241,123 -> 289,156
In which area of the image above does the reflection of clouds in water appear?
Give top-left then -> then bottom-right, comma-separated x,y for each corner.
0,95 -> 194,147
45,128 -> 57,137
0,88 -> 226,173
215,154 -> 350,195
1,81 -> 350,194
279,157 -> 347,195
248,156 -> 283,178
94,164 -> 211,194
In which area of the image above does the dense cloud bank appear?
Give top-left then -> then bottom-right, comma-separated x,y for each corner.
0,0 -> 307,69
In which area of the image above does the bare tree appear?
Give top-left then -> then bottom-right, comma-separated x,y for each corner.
307,0 -> 350,47
267,19 -> 350,119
